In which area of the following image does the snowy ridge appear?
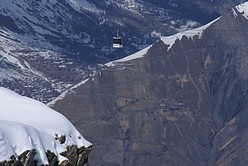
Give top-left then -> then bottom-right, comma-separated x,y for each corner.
67,0 -> 101,13
105,17 -> 220,67
105,45 -> 152,67
48,45 -> 154,106
47,78 -> 90,106
235,2 -> 248,19
0,87 -> 91,164
161,17 -> 220,51
48,16 -> 222,107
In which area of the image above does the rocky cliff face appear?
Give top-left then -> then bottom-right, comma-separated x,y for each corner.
0,0 -> 243,103
51,4 -> 248,166
0,146 -> 92,166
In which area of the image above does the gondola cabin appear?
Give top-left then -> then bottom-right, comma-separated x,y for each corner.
113,37 -> 123,48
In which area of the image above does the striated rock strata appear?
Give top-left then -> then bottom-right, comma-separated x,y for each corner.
51,4 -> 248,166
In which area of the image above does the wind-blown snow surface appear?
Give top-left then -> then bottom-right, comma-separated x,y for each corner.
0,87 -> 91,164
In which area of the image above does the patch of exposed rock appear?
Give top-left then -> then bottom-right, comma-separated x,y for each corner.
0,146 -> 92,166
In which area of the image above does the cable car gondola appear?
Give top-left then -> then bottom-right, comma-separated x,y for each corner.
113,28 -> 123,48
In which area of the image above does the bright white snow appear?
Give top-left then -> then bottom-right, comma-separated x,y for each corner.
0,120 -> 67,164
0,87 -> 91,164
236,2 -> 248,19
105,45 -> 152,67
161,17 -> 220,51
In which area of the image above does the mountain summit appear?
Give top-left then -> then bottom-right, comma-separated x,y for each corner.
52,2 -> 248,165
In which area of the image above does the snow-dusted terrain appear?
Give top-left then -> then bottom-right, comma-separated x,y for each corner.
47,15 -> 223,106
1,0 -> 238,103
67,0 -> 101,13
0,87 -> 91,164
46,1 -> 248,114
235,2 -> 248,19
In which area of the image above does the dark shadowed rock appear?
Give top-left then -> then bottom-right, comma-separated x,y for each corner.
55,134 -> 66,144
0,150 -> 35,166
60,145 -> 92,166
46,150 -> 59,166
0,146 -> 92,166
18,150 -> 36,166
0,155 -> 20,166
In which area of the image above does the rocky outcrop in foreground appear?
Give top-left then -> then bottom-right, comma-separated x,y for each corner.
0,87 -> 92,166
0,145 -> 92,166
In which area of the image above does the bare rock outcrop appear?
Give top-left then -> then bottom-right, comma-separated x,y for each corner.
0,145 -> 92,166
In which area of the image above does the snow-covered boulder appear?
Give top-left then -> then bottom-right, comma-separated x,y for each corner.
0,87 -> 92,165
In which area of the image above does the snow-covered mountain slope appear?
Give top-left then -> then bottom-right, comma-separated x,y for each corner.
0,0 -> 244,103
0,87 -> 91,164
